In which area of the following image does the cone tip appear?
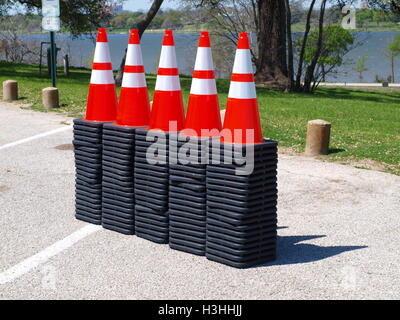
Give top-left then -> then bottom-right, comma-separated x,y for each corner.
198,31 -> 211,47
163,29 -> 175,46
237,32 -> 250,49
97,28 -> 108,43
129,29 -> 140,44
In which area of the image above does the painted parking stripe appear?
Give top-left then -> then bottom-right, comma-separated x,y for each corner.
0,224 -> 101,284
0,125 -> 72,151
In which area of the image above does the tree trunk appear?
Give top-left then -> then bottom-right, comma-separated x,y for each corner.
295,0 -> 317,90
303,0 -> 327,93
391,54 -> 395,83
115,0 -> 164,85
254,0 -> 289,90
284,0 -> 294,91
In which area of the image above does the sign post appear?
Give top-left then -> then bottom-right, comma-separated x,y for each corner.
42,0 -> 60,87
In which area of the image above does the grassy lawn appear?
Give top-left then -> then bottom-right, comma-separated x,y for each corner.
1,61 -> 399,175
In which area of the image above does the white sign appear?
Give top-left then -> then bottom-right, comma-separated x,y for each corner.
341,6 -> 356,30
42,16 -> 61,32
42,0 -> 60,17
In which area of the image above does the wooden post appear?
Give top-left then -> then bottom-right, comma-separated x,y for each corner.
305,119 -> 331,156
3,80 -> 18,101
63,54 -> 69,76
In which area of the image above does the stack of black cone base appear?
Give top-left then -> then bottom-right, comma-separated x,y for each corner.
134,128 -> 169,244
169,135 -> 207,256
73,119 -> 103,225
101,124 -> 136,235
206,140 -> 278,268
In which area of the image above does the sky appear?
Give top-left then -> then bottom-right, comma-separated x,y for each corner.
123,0 -> 180,12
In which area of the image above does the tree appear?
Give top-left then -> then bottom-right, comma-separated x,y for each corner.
367,0 -> 400,15
354,56 -> 368,82
161,10 -> 183,29
1,0 -> 120,36
356,8 -> 373,27
115,0 -> 165,84
387,34 -> 400,82
294,0 -> 317,90
110,11 -> 142,29
255,0 -> 289,88
301,24 -> 354,92
182,0 -> 290,89
372,9 -> 387,26
302,0 -> 328,93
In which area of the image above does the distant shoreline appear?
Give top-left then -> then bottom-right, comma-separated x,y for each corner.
16,28 -> 400,35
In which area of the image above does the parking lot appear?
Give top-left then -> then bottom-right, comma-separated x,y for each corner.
1,101 -> 399,299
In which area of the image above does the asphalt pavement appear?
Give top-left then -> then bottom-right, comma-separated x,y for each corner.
1,101 -> 399,299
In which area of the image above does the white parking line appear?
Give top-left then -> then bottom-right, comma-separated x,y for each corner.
0,125 -> 72,151
0,225 -> 101,285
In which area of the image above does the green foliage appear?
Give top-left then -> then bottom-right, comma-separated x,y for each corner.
354,56 -> 368,81
0,13 -> 41,32
110,11 -> 142,28
110,9 -> 184,30
355,56 -> 368,73
388,34 -> 400,56
366,0 -> 400,16
303,25 -> 354,67
356,8 -> 374,27
1,0 -> 118,35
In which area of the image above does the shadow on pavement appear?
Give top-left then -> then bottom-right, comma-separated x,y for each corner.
257,234 -> 367,267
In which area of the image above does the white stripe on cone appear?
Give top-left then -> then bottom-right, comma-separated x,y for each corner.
90,70 -> 115,85
121,42 -> 147,88
228,81 -> 256,99
158,46 -> 178,68
93,42 -> 112,63
122,73 -> 147,88
190,78 -> 217,95
155,75 -> 181,91
232,49 -> 254,74
125,44 -> 144,66
194,47 -> 214,71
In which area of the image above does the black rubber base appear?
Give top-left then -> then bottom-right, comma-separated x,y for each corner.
100,124 -> 137,235
133,129 -> 170,244
168,136 -> 207,256
135,203 -> 169,244
169,238 -> 206,256
73,119 -> 104,225
75,213 -> 101,225
205,140 -> 279,268
102,223 -> 135,235
205,251 -> 276,269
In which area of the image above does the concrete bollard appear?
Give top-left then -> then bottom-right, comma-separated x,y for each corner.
3,80 -> 18,101
42,87 -> 59,109
305,119 -> 331,156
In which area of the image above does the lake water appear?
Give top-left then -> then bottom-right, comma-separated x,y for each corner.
25,31 -> 400,83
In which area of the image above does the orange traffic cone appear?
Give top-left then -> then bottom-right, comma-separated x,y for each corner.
149,30 -> 185,132
116,29 -> 150,126
85,28 -> 118,122
221,32 -> 263,144
182,31 -> 221,137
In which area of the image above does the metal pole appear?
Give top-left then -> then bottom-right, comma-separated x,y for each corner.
50,31 -> 57,87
